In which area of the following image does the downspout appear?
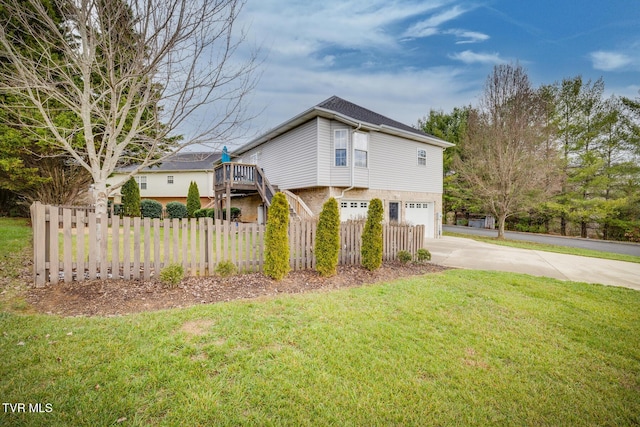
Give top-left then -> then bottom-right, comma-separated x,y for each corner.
335,122 -> 361,200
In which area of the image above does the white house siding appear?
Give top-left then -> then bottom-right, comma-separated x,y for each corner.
108,170 -> 214,200
369,132 -> 444,193
242,119 -> 318,189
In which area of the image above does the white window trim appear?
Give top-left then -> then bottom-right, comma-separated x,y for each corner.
135,175 -> 147,190
417,148 -> 427,166
334,129 -> 348,167
353,132 -> 368,168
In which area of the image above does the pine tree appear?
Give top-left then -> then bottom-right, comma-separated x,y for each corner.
361,198 -> 383,270
264,192 -> 290,280
315,197 -> 340,277
186,181 -> 201,218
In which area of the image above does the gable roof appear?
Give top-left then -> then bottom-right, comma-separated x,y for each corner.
116,151 -> 220,173
235,96 -> 454,154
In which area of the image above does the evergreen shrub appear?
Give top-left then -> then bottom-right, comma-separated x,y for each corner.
264,192 -> 290,280
315,197 -> 340,277
186,181 -> 201,218
140,199 -> 163,218
166,201 -> 187,219
121,177 -> 140,217
361,198 -> 383,271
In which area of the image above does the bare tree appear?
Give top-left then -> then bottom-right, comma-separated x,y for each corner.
455,64 -> 560,238
0,0 -> 258,215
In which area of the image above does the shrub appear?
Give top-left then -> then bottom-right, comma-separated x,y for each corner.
186,181 -> 201,218
166,201 -> 187,219
397,250 -> 412,264
416,248 -> 432,262
140,199 -> 163,218
159,263 -> 184,288
361,198 -> 383,271
121,177 -> 140,217
264,192 -> 290,280
315,197 -> 340,277
215,260 -> 237,277
194,208 -> 215,219
219,207 -> 241,221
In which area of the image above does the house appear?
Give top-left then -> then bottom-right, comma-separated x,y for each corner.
217,96 -> 453,238
108,151 -> 220,207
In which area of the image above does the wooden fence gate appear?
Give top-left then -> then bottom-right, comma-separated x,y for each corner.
30,202 -> 425,286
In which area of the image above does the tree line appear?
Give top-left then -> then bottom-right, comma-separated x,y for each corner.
420,64 -> 640,241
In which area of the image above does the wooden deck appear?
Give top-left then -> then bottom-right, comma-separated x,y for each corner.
214,162 -> 276,204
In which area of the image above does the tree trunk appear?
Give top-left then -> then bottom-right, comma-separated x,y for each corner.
497,214 -> 507,239
560,214 -> 567,236
581,221 -> 587,238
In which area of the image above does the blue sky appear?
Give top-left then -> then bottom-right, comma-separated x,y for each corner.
230,0 -> 640,145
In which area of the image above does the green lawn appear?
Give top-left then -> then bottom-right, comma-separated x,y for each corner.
445,231 -> 640,264
2,219 -> 640,425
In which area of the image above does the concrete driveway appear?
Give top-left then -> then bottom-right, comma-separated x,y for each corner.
426,236 -> 640,290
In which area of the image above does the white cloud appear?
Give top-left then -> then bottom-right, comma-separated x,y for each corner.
589,51 -> 633,71
445,29 -> 490,44
449,50 -> 505,64
243,0 -> 447,58
403,5 -> 468,38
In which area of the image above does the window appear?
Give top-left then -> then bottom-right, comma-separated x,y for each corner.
417,149 -> 427,166
350,202 -> 358,208
360,202 -> 368,208
334,129 -> 348,166
353,132 -> 368,167
135,176 -> 147,190
250,153 -> 259,165
167,175 -> 174,184
340,201 -> 348,208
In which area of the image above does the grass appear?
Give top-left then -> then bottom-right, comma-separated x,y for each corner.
3,219 -> 640,425
0,218 -> 32,311
1,271 -> 639,426
445,231 -> 640,264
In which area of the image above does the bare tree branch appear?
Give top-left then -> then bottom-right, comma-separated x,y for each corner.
0,0 -> 259,214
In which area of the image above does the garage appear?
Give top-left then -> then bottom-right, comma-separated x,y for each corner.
404,202 -> 435,238
339,200 -> 369,221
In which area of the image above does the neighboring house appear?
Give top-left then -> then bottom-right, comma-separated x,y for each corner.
219,96 -> 453,238
108,152 -> 220,207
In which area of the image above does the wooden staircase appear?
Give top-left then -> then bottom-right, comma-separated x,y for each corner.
213,163 -> 314,220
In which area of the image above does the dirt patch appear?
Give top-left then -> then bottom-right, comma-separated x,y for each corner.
26,262 -> 449,317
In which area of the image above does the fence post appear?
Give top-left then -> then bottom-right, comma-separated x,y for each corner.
31,202 -> 47,287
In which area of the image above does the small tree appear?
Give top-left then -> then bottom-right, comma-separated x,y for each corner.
361,198 -> 383,270
121,177 -> 140,217
187,181 -> 201,218
315,197 -> 340,277
264,192 -> 290,280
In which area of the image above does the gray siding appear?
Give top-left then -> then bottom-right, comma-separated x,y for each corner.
369,132 -> 443,193
317,117 -> 332,186
242,119 -> 318,189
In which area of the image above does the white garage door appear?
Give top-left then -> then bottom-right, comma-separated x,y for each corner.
340,200 -> 369,221
405,202 -> 434,238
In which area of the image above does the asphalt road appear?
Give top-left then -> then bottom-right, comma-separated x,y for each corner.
443,225 -> 640,257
